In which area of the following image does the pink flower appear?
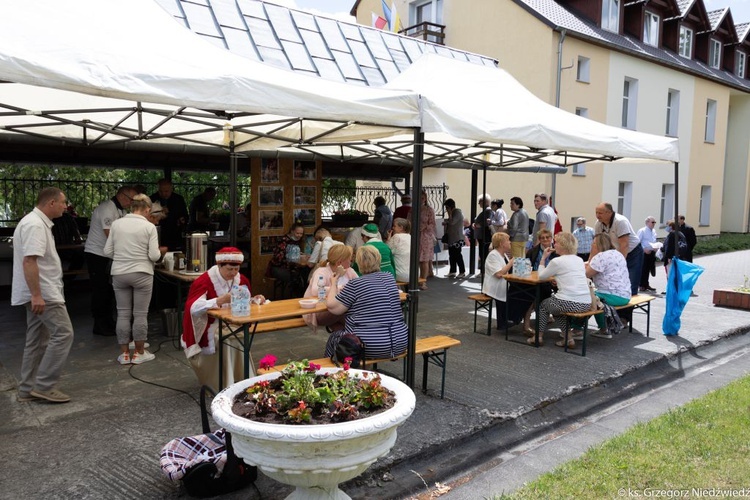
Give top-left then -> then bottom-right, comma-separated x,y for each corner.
343,356 -> 353,370
259,354 -> 277,370
306,361 -> 321,372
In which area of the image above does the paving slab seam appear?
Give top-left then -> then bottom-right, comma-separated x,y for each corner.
342,329 -> 750,499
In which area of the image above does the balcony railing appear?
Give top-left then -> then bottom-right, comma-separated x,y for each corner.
399,22 -> 446,45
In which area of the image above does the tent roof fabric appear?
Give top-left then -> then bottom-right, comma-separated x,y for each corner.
0,0 -> 678,173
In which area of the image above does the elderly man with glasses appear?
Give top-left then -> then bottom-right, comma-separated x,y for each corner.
84,185 -> 137,336
573,217 -> 595,261
637,216 -> 659,292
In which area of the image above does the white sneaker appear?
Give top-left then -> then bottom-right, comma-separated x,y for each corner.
590,329 -> 613,340
128,341 -> 150,350
447,273 -> 457,278
117,352 -> 132,365
131,350 -> 155,364
456,273 -> 466,278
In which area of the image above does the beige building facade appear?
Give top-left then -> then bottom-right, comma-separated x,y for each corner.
353,0 -> 750,236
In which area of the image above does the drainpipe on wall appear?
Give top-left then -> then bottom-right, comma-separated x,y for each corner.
552,28 -> 567,206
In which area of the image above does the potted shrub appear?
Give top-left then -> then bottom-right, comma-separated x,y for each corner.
713,277 -> 750,310
331,209 -> 369,225
211,357 -> 416,499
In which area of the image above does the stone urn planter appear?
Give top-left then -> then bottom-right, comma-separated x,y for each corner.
713,289 -> 750,310
211,368 -> 416,500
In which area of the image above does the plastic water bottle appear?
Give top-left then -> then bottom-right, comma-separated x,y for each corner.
317,275 -> 326,301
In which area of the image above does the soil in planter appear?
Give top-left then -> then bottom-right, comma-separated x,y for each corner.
231,375 -> 396,425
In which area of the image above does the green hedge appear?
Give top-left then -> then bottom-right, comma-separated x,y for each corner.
694,233 -> 750,256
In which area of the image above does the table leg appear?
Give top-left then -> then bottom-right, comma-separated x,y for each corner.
534,285 -> 541,347
218,321 -> 224,390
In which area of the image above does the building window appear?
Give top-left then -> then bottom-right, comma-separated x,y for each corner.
709,39 -> 721,69
622,77 -> 638,129
575,107 -> 589,118
617,182 -> 632,219
737,51 -> 746,78
643,11 -> 659,46
699,185 -> 711,225
602,0 -> 619,32
679,26 -> 693,58
660,184 -> 675,224
705,99 -> 717,143
577,56 -> 590,82
665,89 -> 679,137
410,0 -> 443,42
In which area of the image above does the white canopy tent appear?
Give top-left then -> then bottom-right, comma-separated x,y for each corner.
0,0 -> 680,386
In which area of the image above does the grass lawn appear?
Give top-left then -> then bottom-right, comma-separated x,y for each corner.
499,375 -> 750,499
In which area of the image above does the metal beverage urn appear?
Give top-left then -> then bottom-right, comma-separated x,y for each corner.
187,232 -> 208,273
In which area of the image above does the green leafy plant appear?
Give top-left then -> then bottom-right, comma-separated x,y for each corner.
735,275 -> 750,293
333,208 -> 369,216
234,356 -> 393,425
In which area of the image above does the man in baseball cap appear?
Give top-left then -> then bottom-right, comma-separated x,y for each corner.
353,223 -> 396,277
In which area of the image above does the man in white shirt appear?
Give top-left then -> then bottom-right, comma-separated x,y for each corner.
532,193 -> 557,245
12,187 -> 74,403
637,216 -> 658,292
84,185 -> 136,335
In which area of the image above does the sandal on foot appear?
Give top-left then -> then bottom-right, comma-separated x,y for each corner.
556,338 -> 575,348
523,327 -> 535,337
526,336 -> 543,346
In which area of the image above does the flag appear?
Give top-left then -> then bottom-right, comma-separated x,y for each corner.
371,12 -> 388,30
381,0 -> 392,30
662,257 -> 704,336
391,1 -> 403,32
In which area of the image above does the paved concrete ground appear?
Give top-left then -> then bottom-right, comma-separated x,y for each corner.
1,250 -> 749,499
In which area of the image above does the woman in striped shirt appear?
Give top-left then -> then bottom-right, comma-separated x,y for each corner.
324,245 -> 408,360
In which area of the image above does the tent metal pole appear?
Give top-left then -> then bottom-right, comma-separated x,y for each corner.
480,164 -> 487,280
229,137 -> 237,248
406,128 -> 424,389
469,171 -> 478,275
673,161 -> 681,246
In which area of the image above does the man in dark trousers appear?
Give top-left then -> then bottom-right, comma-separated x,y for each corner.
150,179 -> 188,250
678,215 -> 697,262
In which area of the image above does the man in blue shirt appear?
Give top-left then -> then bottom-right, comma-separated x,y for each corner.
572,217 -> 594,261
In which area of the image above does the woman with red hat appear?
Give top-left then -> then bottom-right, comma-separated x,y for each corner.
181,247 -> 265,390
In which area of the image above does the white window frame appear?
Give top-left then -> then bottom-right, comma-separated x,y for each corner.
660,184 -> 675,224
410,0 -> 443,25
665,89 -> 679,137
617,182 -> 632,219
699,185 -> 711,225
679,26 -> 693,58
602,0 -> 620,33
736,51 -> 746,78
643,11 -> 660,46
576,56 -> 590,83
705,99 -> 717,143
621,77 -> 638,130
709,39 -> 722,69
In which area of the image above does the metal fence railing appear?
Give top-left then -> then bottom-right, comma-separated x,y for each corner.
0,178 -> 447,227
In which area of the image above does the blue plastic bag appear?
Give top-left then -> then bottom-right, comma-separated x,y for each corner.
662,257 -> 704,336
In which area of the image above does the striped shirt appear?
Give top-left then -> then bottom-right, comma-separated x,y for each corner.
334,272 -> 408,359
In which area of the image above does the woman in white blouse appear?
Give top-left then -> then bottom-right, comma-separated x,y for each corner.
387,217 -> 411,282
104,194 -> 166,364
303,244 -> 358,331
535,232 -> 591,348
482,232 -> 514,330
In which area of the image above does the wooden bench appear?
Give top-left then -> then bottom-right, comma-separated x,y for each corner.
467,293 -> 493,336
395,278 -> 427,291
257,335 -> 461,398
228,317 -> 308,335
562,294 -> 656,356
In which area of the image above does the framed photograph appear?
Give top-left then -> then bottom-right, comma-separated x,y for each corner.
260,235 -> 282,255
293,160 -> 317,180
294,186 -> 316,205
261,158 -> 280,183
258,186 -> 283,206
294,208 -> 316,227
258,210 -> 284,230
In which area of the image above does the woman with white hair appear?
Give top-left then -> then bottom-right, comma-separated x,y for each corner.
324,245 -> 408,360
104,194 -> 166,364
534,232 -> 591,348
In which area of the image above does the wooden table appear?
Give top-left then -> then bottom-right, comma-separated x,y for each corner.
208,298 -> 328,389
504,271 -> 553,347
